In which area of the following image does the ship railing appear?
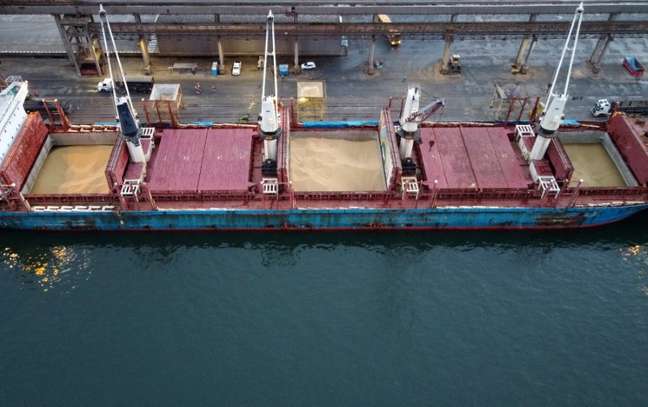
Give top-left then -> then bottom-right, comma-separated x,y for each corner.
569,186 -> 648,196
560,186 -> 648,204
150,191 -> 256,202
40,98 -> 71,130
25,193 -> 118,205
27,187 -> 643,207
292,192 -> 393,201
291,188 -> 542,202
106,138 -> 129,190
431,188 -> 540,201
31,205 -> 116,212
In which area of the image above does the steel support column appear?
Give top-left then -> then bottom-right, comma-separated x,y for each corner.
512,14 -> 537,74
53,14 -> 80,76
293,13 -> 300,72
439,15 -> 457,75
215,14 -> 225,74
138,37 -> 151,75
588,34 -> 612,73
134,14 -> 151,74
217,38 -> 225,73
368,34 -> 376,75
293,39 -> 300,71
89,36 -> 104,77
588,14 -> 618,73
82,16 -> 103,76
440,35 -> 454,71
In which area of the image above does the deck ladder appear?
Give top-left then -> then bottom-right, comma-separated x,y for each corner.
401,176 -> 420,200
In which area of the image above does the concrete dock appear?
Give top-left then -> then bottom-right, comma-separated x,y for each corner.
1,14 -> 647,124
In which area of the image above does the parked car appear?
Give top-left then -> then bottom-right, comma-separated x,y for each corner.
257,56 -> 264,70
301,61 -> 316,71
232,61 -> 242,76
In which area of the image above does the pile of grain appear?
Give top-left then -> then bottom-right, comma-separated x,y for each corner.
563,143 -> 625,187
30,145 -> 113,194
289,133 -> 385,192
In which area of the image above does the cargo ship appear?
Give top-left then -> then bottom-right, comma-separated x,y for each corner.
0,4 -> 647,231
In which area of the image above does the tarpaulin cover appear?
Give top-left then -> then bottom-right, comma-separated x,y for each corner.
624,55 -> 644,72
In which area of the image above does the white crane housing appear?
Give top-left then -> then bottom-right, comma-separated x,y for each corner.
259,10 -> 281,176
529,2 -> 584,161
398,87 -> 444,162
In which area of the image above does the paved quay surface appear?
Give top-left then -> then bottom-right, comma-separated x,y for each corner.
1,20 -> 647,124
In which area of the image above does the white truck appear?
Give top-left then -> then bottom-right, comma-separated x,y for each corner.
97,75 -> 154,93
591,98 -> 648,118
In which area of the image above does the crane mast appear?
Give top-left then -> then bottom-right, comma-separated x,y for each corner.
259,10 -> 281,177
98,4 -> 146,163
398,87 -> 444,174
529,2 -> 584,161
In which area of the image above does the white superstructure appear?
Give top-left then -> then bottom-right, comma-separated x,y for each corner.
0,81 -> 29,164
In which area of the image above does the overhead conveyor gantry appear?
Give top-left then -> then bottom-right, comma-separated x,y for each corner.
81,20 -> 648,37
3,1 -> 648,15
5,0 -> 648,76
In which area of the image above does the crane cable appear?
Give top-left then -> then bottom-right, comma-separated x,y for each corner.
98,4 -> 136,117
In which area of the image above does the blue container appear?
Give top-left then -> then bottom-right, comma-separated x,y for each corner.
211,62 -> 219,77
279,64 -> 289,77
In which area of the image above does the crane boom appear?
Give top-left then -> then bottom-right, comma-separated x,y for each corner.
399,87 -> 444,132
406,98 -> 445,124
529,2 -> 584,161
98,3 -> 146,163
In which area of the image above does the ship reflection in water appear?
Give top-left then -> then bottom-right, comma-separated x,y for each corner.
1,216 -> 648,406
1,244 -> 90,291
2,211 -> 648,292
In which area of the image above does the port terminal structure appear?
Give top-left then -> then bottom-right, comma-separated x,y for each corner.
2,1 -> 648,76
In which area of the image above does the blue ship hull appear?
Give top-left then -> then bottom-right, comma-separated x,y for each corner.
0,204 -> 646,231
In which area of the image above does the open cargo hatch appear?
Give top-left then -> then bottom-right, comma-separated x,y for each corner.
289,130 -> 387,192
21,131 -> 119,195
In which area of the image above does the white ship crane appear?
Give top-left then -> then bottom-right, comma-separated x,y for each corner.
398,87 -> 444,173
529,2 -> 584,161
98,3 -> 146,163
259,10 -> 281,177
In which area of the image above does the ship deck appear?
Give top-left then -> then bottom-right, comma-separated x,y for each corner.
3,109 -> 648,216
418,127 -> 532,189
147,127 -> 256,193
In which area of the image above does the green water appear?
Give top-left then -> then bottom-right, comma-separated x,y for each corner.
1,218 -> 648,406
